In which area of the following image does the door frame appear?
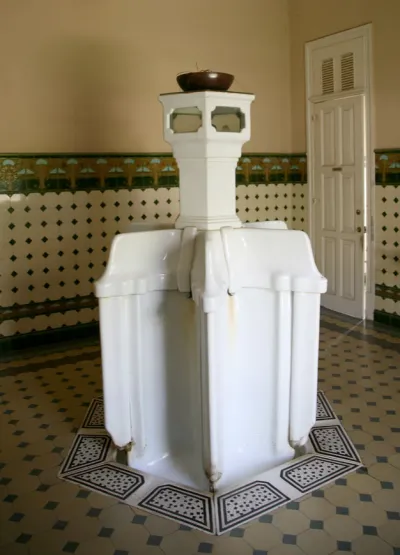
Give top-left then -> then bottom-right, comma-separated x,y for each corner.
305,24 -> 375,320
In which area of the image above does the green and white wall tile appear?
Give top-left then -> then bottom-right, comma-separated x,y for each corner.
374,149 -> 400,326
0,154 -> 308,345
0,150 -> 399,347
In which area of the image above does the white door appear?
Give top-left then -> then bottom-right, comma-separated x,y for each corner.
312,95 -> 366,318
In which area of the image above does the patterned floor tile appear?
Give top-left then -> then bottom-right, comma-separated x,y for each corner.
64,463 -> 144,501
1,312 -> 399,550
309,425 -> 362,463
81,398 -> 104,430
316,391 -> 336,421
139,485 -> 215,534
280,456 -> 360,493
59,434 -> 113,476
217,481 -> 289,533
54,391 -> 362,535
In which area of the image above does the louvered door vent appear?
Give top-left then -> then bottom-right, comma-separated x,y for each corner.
322,58 -> 334,94
341,52 -> 354,91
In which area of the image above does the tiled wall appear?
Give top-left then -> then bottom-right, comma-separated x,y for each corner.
1,150 -> 398,342
374,150 -> 400,326
0,154 -> 308,340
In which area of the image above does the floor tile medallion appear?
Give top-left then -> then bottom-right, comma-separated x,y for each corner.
58,392 -> 362,535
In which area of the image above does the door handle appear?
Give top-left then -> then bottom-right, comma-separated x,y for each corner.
357,226 -> 362,232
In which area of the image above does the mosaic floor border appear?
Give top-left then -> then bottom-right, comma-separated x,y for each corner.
58,392 -> 362,535
1,312 -> 398,370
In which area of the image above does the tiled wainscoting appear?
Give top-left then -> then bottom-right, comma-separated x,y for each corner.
0,154 -> 307,344
0,151 -> 399,347
374,150 -> 400,327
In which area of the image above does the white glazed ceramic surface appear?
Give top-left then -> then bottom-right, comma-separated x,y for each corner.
159,91 -> 254,231
96,227 -> 327,492
95,91 -> 327,494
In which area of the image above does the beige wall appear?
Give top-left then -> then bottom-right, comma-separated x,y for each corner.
0,0 -> 291,154
289,0 -> 400,151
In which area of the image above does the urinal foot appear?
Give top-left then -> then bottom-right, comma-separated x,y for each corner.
115,441 -> 134,452
206,468 -> 222,494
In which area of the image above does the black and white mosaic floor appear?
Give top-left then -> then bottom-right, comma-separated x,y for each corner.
2,310 -> 400,555
58,392 -> 362,535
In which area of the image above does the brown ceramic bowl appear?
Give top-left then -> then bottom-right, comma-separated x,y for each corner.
177,71 -> 234,92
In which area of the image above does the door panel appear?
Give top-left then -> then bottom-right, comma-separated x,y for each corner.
340,174 -> 356,233
322,237 -> 336,295
341,240 -> 356,299
340,105 -> 355,166
312,95 -> 365,318
322,176 -> 336,231
321,108 -> 336,166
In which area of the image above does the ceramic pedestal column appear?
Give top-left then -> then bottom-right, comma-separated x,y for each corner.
96,91 -> 327,493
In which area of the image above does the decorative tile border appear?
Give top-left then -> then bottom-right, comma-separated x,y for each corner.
280,456 -> 359,494
375,284 -> 399,327
1,149 -> 398,344
309,425 -> 362,463
2,281 -> 398,334
375,283 -> 400,303
375,149 -> 400,186
0,294 -> 97,324
140,485 -> 215,534
237,154 -> 307,185
81,397 -> 105,429
1,257 -> 398,339
374,310 -> 400,329
1,149 -> 399,192
217,481 -> 289,533
316,390 -> 336,421
59,433 -> 113,475
0,154 -> 178,193
0,154 -> 308,194
58,392 -> 362,535
67,463 -> 145,501
0,322 -> 99,355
